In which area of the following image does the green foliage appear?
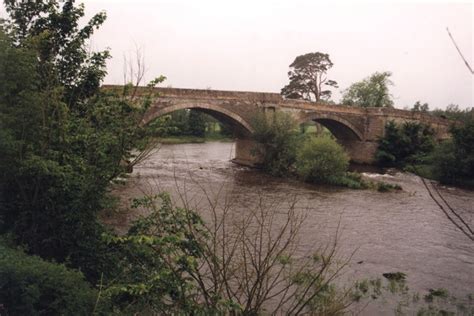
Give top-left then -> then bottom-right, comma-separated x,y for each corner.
187,109 -> 207,137
431,120 -> 474,186
151,109 -> 189,137
405,163 -> 435,180
100,193 -> 234,314
153,109 -> 232,139
341,71 -> 394,107
2,0 -> 109,106
251,113 -> 384,189
295,136 -> 349,184
412,101 -> 430,112
281,52 -> 338,102
0,3 -> 163,283
431,104 -> 473,123
219,121 -> 234,136
251,112 -> 300,176
351,275 -> 474,316
376,121 -> 435,167
333,172 -> 369,189
0,239 -> 96,316
424,288 -> 449,303
376,182 -> 402,192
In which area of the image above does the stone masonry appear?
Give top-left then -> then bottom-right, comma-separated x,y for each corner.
104,85 -> 451,166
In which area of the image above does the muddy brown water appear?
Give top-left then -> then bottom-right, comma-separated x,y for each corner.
107,142 -> 474,314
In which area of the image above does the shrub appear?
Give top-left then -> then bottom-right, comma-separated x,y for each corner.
0,240 -> 97,315
376,121 -> 435,167
376,182 -> 402,192
101,193 -> 210,315
295,136 -> 349,184
252,112 -> 301,176
431,121 -> 474,187
333,172 -> 370,189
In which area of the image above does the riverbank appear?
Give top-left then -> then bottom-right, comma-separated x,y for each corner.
405,163 -> 474,189
158,134 -> 234,144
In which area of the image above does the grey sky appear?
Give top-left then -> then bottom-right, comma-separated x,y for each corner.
4,0 -> 474,109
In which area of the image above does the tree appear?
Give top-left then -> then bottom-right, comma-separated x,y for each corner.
0,28 -> 123,281
412,101 -> 429,112
431,104 -> 473,122
251,112 -> 301,176
187,110 -> 206,137
2,0 -> 109,107
0,1 -> 161,283
375,121 -> 435,167
432,120 -> 474,186
281,52 -> 338,102
341,71 -> 394,107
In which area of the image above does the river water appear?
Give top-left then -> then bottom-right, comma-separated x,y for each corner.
109,141 -> 474,314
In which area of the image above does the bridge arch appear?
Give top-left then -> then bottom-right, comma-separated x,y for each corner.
298,113 -> 364,141
142,101 -> 254,137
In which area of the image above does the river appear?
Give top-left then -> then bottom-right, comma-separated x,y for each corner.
107,141 -> 474,315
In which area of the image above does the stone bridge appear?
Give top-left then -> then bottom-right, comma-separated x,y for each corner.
106,86 -> 451,165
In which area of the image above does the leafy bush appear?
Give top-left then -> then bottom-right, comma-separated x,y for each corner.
334,172 -> 370,189
101,193 -> 211,315
376,121 -> 435,167
251,115 -> 382,189
376,182 -> 402,192
431,104 -> 473,123
431,121 -> 474,187
0,10 -> 158,282
0,240 -> 96,316
252,112 -> 301,176
295,136 -> 349,184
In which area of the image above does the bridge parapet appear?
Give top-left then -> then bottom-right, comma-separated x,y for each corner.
154,87 -> 283,102
103,85 -> 283,102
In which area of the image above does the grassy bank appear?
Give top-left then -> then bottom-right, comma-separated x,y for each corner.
158,134 -> 234,144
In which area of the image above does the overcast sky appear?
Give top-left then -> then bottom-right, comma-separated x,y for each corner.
3,0 -> 473,109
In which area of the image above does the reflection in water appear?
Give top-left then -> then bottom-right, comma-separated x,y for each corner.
111,142 -> 474,314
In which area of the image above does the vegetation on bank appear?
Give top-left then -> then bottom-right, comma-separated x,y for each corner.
376,121 -> 436,168
153,109 -> 233,137
157,134 -> 233,144
251,112 -> 402,191
376,118 -> 474,188
0,239 -> 97,315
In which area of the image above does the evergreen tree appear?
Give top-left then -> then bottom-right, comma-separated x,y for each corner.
281,52 -> 338,102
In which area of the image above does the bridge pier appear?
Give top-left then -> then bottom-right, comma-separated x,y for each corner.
232,138 -> 262,167
338,140 -> 378,164
232,138 -> 378,167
